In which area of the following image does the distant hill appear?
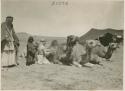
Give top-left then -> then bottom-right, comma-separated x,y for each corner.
80,28 -> 123,42
16,32 -> 30,42
16,32 -> 30,38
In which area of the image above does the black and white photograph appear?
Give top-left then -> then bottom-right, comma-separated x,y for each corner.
1,0 -> 124,90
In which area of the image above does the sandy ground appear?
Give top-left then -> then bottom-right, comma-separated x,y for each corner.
1,46 -> 123,90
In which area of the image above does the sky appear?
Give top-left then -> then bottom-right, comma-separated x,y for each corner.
1,0 -> 124,37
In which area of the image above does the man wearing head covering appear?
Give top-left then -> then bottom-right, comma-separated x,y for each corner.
37,39 -> 50,64
1,16 -> 20,68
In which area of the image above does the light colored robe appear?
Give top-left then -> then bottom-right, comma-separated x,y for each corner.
37,43 -> 50,64
1,22 -> 16,66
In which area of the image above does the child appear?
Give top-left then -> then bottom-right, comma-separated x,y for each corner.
37,39 -> 50,64
26,36 -> 36,66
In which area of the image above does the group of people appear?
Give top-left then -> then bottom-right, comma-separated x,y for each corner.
1,16 -> 63,69
26,37 -> 53,66
26,36 -> 66,66
1,16 -> 123,69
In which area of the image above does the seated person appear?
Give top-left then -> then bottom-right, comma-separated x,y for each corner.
37,39 -> 51,64
47,40 -> 62,64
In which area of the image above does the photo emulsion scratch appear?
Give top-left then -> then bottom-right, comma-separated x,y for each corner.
1,0 -> 124,90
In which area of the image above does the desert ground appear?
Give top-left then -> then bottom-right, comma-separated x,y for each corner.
1,44 -> 123,90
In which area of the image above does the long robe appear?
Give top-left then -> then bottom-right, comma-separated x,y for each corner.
1,22 -> 17,66
26,42 -> 36,66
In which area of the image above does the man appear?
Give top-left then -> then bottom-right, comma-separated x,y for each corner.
1,16 -> 20,67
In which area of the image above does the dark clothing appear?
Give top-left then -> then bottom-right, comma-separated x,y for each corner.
47,51 -> 59,64
99,33 -> 113,47
26,42 -> 36,66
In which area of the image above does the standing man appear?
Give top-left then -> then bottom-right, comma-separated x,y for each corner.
1,16 -> 20,67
